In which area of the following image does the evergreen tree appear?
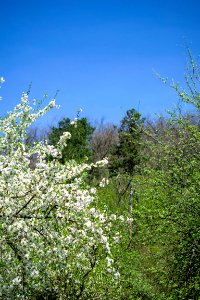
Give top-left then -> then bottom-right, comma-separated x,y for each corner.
48,117 -> 95,163
110,108 -> 144,176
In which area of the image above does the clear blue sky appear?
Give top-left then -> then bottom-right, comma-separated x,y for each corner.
1,0 -> 200,127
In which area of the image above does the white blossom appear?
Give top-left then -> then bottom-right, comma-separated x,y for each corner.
0,88 -> 119,298
58,131 -> 71,148
99,177 -> 109,187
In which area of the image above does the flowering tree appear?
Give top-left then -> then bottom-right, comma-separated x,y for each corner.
0,81 -> 119,299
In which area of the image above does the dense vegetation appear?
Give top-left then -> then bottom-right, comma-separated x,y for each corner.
0,51 -> 199,299
95,52 -> 200,299
96,52 -> 200,299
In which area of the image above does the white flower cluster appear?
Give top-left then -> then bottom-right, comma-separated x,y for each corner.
58,131 -> 71,148
0,90 -> 119,298
94,157 -> 109,167
44,144 -> 59,157
99,177 -> 110,187
70,117 -> 78,127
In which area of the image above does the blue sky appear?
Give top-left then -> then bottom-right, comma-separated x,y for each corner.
0,0 -> 200,127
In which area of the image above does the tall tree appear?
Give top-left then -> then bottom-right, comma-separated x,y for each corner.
110,108 -> 144,176
109,109 -> 144,240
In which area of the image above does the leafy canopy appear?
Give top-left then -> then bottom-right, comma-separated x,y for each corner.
48,116 -> 95,164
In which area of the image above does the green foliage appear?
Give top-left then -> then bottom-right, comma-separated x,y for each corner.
48,117 -> 95,163
171,48 -> 200,111
96,50 -> 200,299
1,49 -> 200,299
132,51 -> 200,299
109,109 -> 144,176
